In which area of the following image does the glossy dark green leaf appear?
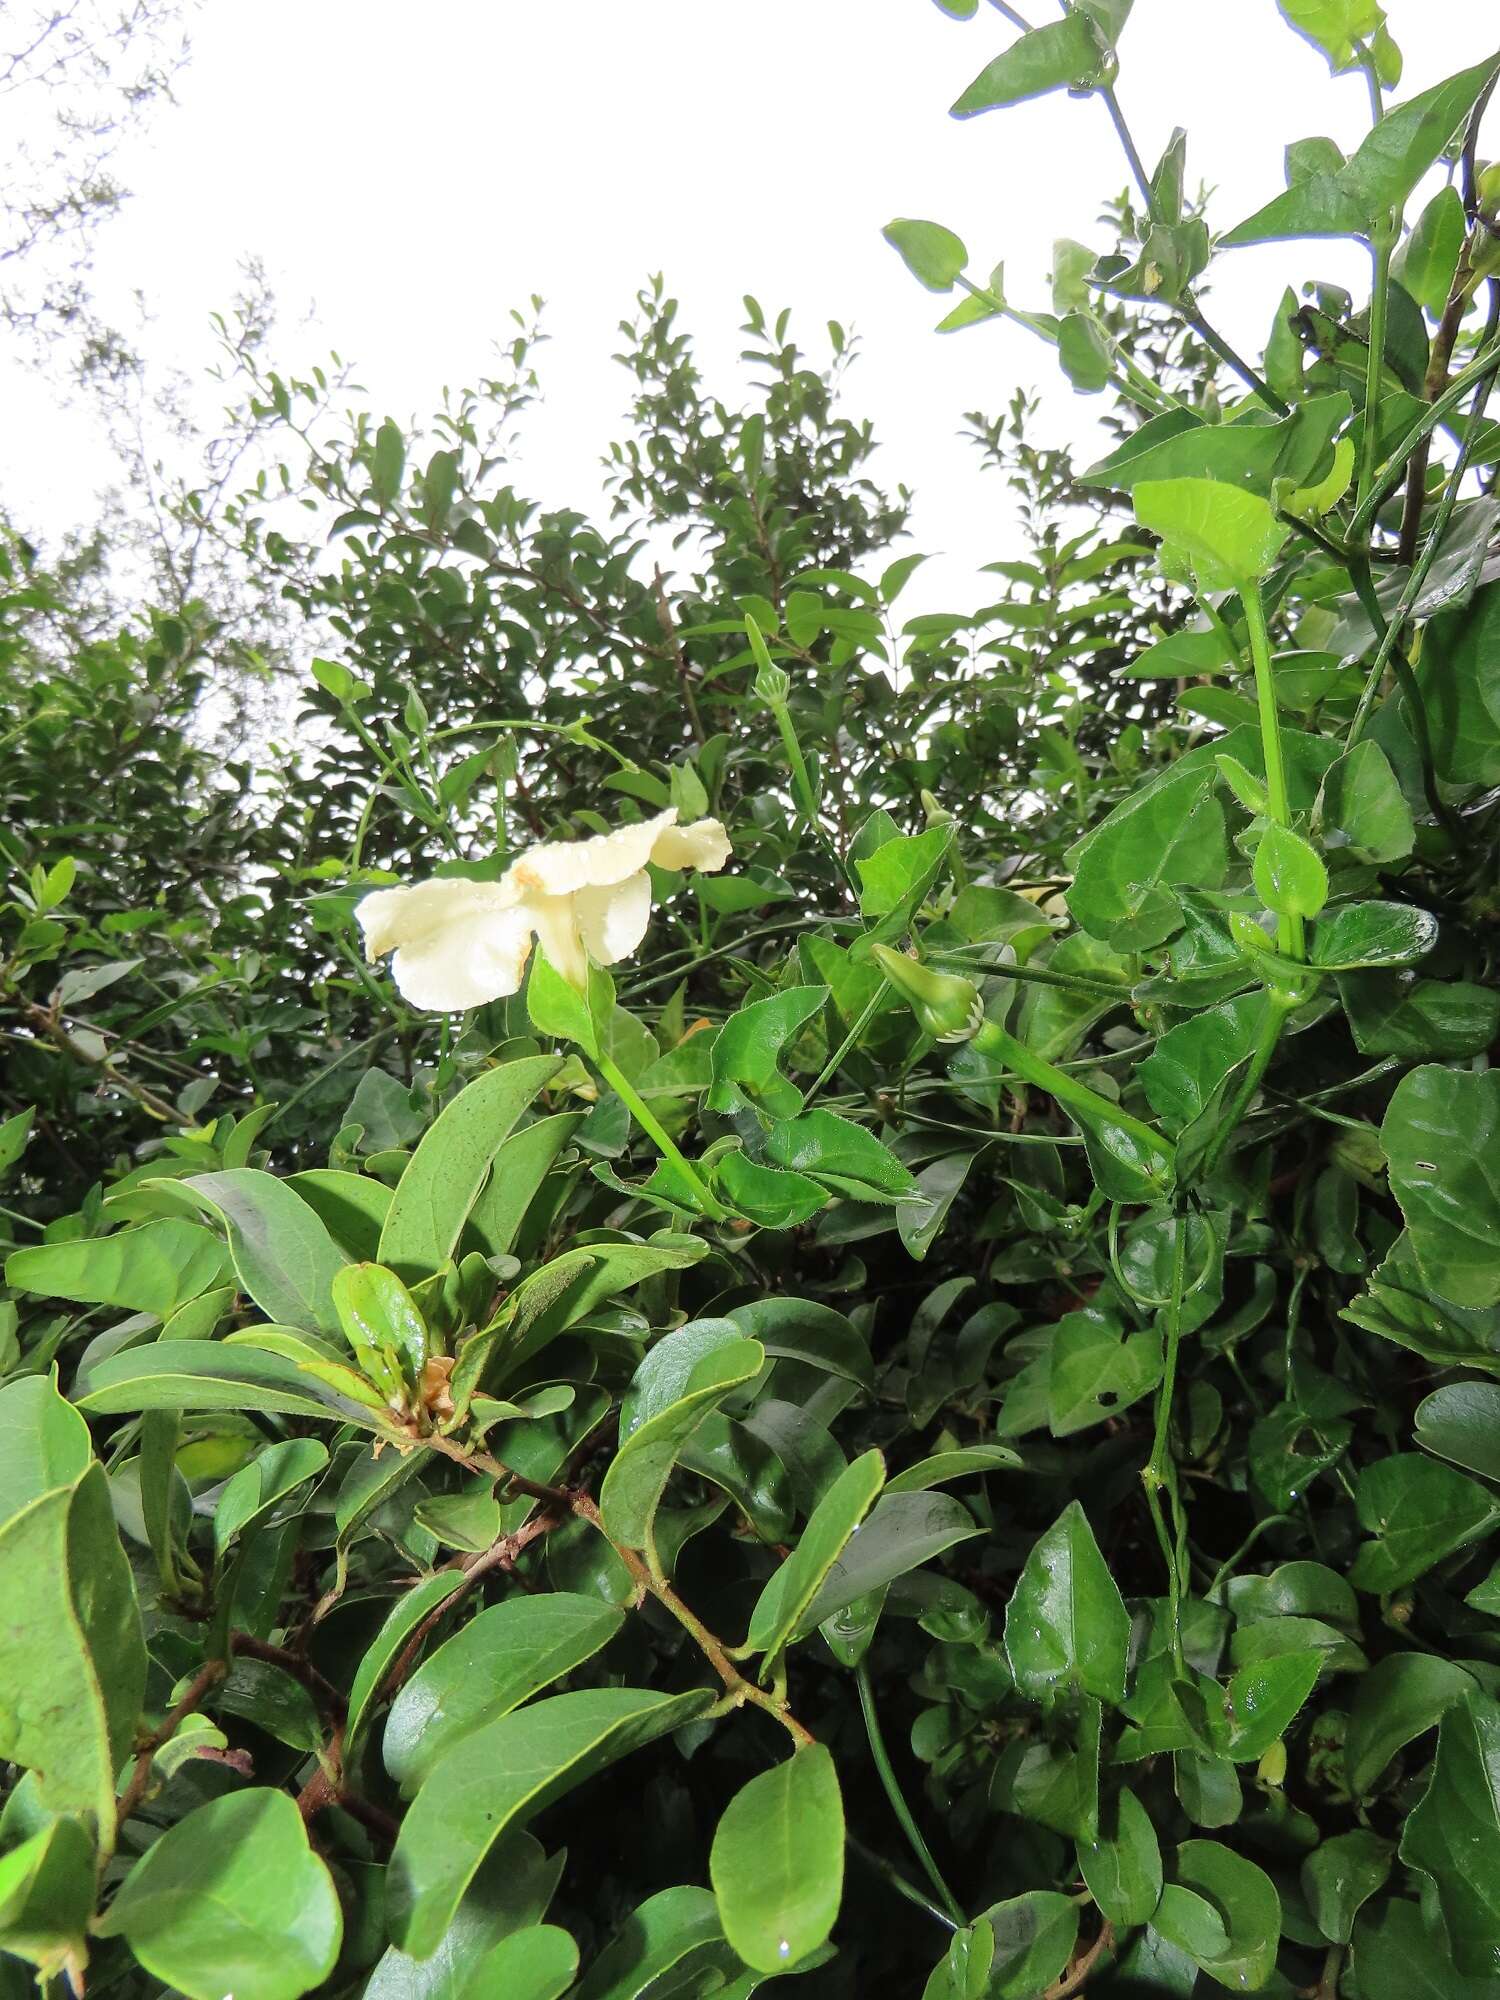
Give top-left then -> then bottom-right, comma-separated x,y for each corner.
1401,1691 -> 1500,1975
1350,1452 -> 1500,1593
797,1489 -> 980,1635
77,1338 -> 393,1426
95,1788 -> 342,2000
213,1438 -> 328,1557
1339,972 -> 1500,1061
385,1593 -> 625,1793
981,1892 -> 1079,1999
1309,900 -> 1436,970
1170,1840 -> 1280,1988
710,1745 -> 843,1975
886,1445 -> 1020,1493
389,1688 -> 712,1958
1352,1897 -> 1499,2000
601,1326 -> 763,1548
1004,1501 -> 1130,1707
1302,1829 -> 1392,1944
363,1832 -> 562,1999
344,1570 -> 471,1763
762,1108 -> 917,1204
1077,1787 -> 1163,1926
1382,1067 -> 1500,1308
727,1297 -> 873,1391
574,1885 -> 738,2000
1316,740 -> 1414,864
1047,1308 -> 1161,1436
1346,1651 -> 1479,1794
1414,1381 -> 1500,1480
706,987 -> 825,1118
745,1449 -> 884,1667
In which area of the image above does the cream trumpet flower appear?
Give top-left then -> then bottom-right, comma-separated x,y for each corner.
356,808 -> 731,1011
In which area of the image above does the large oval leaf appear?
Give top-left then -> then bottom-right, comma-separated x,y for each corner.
388,1687 -> 713,1958
710,1745 -> 844,1974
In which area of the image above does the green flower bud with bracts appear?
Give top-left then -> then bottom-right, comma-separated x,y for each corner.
870,943 -> 985,1044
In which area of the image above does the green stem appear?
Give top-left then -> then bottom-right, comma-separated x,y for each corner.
1357,234 -> 1395,515
928,951 -> 1129,1001
1199,991 -> 1297,1180
856,1664 -> 965,1925
804,979 -> 891,1109
848,1837 -> 962,1935
1347,330 -> 1500,540
1239,580 -> 1303,961
594,1049 -> 726,1219
1144,1207 -> 1191,1674
970,1019 -> 1171,1173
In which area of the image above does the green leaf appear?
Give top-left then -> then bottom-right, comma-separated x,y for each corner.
1277,0 -> 1383,71
1382,1067 -> 1500,1308
744,1449 -> 885,1668
1394,185 -> 1467,315
1347,1653 -> 1479,1794
707,987 -> 826,1118
1058,312 -> 1112,393
0,1463 -> 144,1827
1352,1897 -> 1499,2000
710,1745 -> 843,1975
1219,1650 -> 1322,1762
95,1789 -> 342,2000
1004,1501 -> 1130,1707
1302,1829 -> 1392,1944
855,824 -> 952,924
1171,1840 -> 1280,1988
982,1892 -> 1079,1998
883,219 -> 968,291
371,420 -> 406,504
4,1217 -> 228,1318
344,1570 -> 470,1765
1135,478 -> 1289,589
726,1297 -> 873,1391
388,1688 -> 713,1958
466,1112 -> 583,1260
77,1337 -> 394,1425
1414,1380 -> 1500,1480
886,1445 -> 1020,1493
0,1106 -> 34,1177
527,949 -> 611,1059
1349,1453 -> 1500,1592
1401,1692 -> 1500,1975
1253,823 -> 1328,921
1084,394 -> 1349,496
285,1167 -> 392,1258
762,1107 -> 917,1205
332,1261 -> 429,1390
1226,58 -> 1499,240
1077,1788 -> 1163,1926
385,1594 -> 627,1793
213,1438 -> 328,1557
0,1815 -> 94,1984
177,1170 -> 350,1336
1411,578 -> 1500,789
378,1056 -> 562,1280
1048,1308 -> 1161,1436
1340,971 -> 1500,1060
574,1886 -> 737,2000
1068,761 -> 1227,946
1316,741 -> 1415,864
601,1327 -> 764,1549
950,15 -> 1104,115
716,1151 -> 828,1228
460,1926 -> 578,2000
0,1374 -> 92,1525
797,1489 -> 981,1634
1309,899 -> 1432,969
363,1833 -> 563,2000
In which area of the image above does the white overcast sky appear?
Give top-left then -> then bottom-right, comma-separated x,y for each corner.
3,0 -> 1495,621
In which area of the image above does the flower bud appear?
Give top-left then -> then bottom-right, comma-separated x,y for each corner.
871,944 -> 984,1044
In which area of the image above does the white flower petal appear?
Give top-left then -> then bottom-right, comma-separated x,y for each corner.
574,871 -> 653,966
391,902 -> 537,1011
356,878 -> 534,1011
526,893 -> 591,990
356,878 -> 507,961
650,817 -> 732,874
505,809 -> 679,897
